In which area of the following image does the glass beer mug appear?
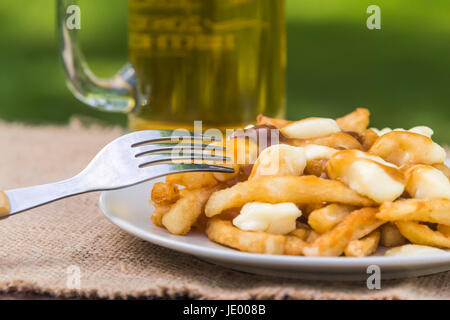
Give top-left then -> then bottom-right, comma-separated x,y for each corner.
57,0 -> 286,131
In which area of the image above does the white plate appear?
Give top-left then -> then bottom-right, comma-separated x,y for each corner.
99,178 -> 450,281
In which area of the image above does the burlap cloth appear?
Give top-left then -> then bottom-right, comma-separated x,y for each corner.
0,120 -> 449,300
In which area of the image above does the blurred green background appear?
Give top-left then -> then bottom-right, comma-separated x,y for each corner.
0,0 -> 449,142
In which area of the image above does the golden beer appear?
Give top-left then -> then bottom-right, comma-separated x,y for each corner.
58,0 -> 285,131
128,0 -> 286,130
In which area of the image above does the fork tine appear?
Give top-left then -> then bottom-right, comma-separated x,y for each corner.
127,130 -> 220,147
133,143 -> 226,158
138,153 -> 230,168
138,163 -> 235,181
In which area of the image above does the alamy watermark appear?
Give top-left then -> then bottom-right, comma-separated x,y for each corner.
366,265 -> 381,290
66,265 -> 81,290
66,5 -> 81,30
367,5 -> 381,30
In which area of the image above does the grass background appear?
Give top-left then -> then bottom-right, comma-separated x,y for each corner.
0,0 -> 449,142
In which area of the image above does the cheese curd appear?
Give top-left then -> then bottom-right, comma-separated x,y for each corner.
326,150 -> 405,203
371,126 -> 434,138
351,150 -> 398,168
233,202 -> 302,235
281,118 -> 341,139
369,131 -> 446,167
405,165 -> 450,200
409,126 -> 434,138
385,244 -> 446,257
303,144 -> 338,161
249,144 -> 306,180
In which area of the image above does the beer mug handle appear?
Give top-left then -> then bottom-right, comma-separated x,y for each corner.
57,0 -> 135,113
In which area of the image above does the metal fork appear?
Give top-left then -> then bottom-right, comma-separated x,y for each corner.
1,130 -> 233,218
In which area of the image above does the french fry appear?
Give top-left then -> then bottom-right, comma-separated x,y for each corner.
336,108 -> 370,134
166,172 -> 218,189
380,222 -> 407,247
150,182 -> 180,227
396,221 -> 450,248
377,199 -> 450,226
256,114 -> 291,129
288,132 -> 362,150
306,230 -> 321,243
344,230 -> 380,257
151,182 -> 180,205
206,218 -> 285,254
362,129 -> 379,151
303,208 -> 385,257
284,236 -> 306,255
308,204 -> 356,234
205,176 -> 375,217
162,187 -> 217,235
437,224 -> 450,237
151,204 -> 171,227
206,218 -> 306,255
289,227 -> 310,241
297,203 -> 326,217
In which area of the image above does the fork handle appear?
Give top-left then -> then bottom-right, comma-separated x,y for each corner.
2,176 -> 89,218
